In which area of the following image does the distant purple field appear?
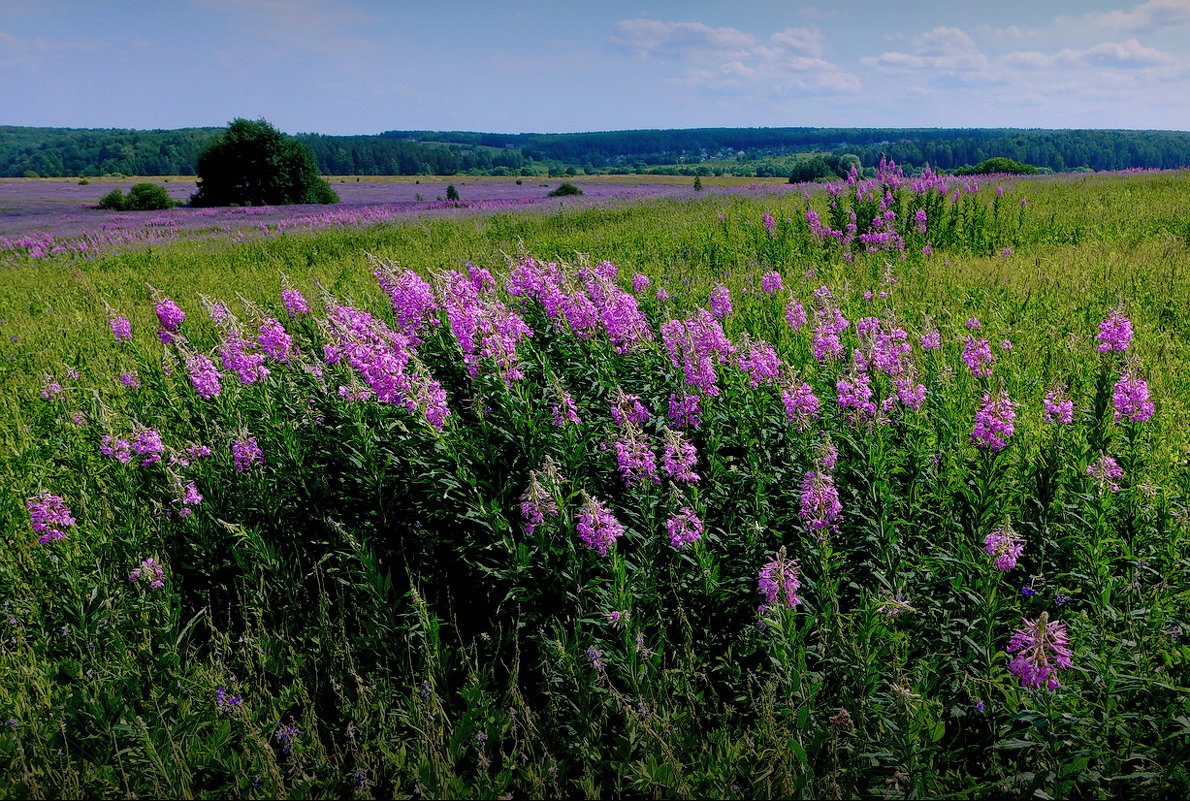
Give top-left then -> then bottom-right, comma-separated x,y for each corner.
0,177 -> 807,260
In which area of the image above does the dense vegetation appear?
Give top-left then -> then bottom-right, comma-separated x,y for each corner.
190,119 -> 339,208
1,168 -> 1189,798
4,124 -> 1190,179
96,183 -> 175,211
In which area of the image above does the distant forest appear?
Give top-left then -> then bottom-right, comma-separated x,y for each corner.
3,124 -> 1190,179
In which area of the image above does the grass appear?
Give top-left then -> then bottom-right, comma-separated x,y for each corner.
0,167 -> 1188,799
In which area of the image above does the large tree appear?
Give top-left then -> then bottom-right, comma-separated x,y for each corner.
190,118 -> 338,207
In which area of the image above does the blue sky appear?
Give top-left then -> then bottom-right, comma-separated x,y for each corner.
3,0 -> 1189,134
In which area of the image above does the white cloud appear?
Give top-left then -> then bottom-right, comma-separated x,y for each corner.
863,27 -> 989,73
609,19 -> 859,95
1084,0 -> 1190,33
1003,39 -> 1178,69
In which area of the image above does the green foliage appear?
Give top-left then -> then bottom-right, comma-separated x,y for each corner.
956,157 -> 1041,175
694,175 -> 703,191
445,184 -> 460,201
2,172 -> 1190,798
787,155 -> 834,183
125,183 -> 175,210
548,182 -> 583,197
190,118 -> 339,208
96,188 -> 127,210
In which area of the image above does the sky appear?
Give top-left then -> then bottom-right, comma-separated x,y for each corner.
2,0 -> 1190,135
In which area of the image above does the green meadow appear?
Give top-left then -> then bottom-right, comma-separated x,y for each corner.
1,168 -> 1189,799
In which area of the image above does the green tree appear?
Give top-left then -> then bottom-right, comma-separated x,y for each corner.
96,188 -> 127,210
190,118 -> 338,207
445,184 -> 460,201
125,183 -> 174,210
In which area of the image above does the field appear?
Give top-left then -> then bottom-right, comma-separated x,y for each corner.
1,166 -> 1189,799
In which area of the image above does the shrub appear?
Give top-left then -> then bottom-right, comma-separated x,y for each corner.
190,118 -> 338,207
548,183 -> 583,197
955,157 -> 1039,176
446,184 -> 460,201
96,189 -> 127,210
125,183 -> 174,211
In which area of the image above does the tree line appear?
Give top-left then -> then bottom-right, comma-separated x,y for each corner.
3,124 -> 1189,178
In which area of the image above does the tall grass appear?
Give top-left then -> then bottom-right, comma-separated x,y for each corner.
1,167 -> 1189,799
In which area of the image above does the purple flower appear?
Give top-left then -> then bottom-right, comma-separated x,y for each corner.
1112,370 -> 1154,423
40,378 -> 64,402
709,285 -> 732,319
661,311 -> 734,397
961,337 -> 995,378
1043,388 -> 1074,424
811,296 -> 849,363
667,392 -> 702,429
173,481 -> 203,517
983,521 -> 1024,570
550,386 -> 581,426
520,468 -> 559,535
100,435 -> 133,464
781,380 -> 820,430
666,507 -> 704,550
208,303 -> 230,324
120,371 -> 141,388
1086,454 -> 1124,492
836,371 -> 877,425
215,686 -> 242,710
128,557 -> 166,590
576,495 -> 624,557
610,390 -> 651,427
762,212 -> 776,234
965,317 -> 981,330
1006,614 -> 1073,690
220,331 -> 270,385
256,318 -> 294,361
613,429 -> 659,487
186,353 -> 222,399
1097,312 -> 1133,353
631,273 -> 651,294
758,551 -> 802,617
893,376 -> 927,410
971,392 -> 1016,451
761,271 -> 783,296
281,286 -> 309,318
323,304 -> 450,428
735,339 -> 782,387
273,723 -> 300,755
26,492 -> 76,544
232,437 -> 264,472
920,331 -> 941,350
109,315 -> 132,343
132,428 -> 164,466
785,300 -> 807,331
1021,585 -> 1037,598
799,470 -> 842,536
661,427 -> 700,483
155,297 -> 186,333
374,265 -> 439,338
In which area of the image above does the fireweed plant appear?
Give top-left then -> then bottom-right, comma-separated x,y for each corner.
0,169 -> 1189,799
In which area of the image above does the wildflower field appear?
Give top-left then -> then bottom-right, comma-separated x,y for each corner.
1,165 -> 1189,799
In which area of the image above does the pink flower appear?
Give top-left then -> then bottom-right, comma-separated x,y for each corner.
1007,614 -> 1072,690
576,495 -> 624,557
983,521 -> 1024,570
666,507 -> 704,550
